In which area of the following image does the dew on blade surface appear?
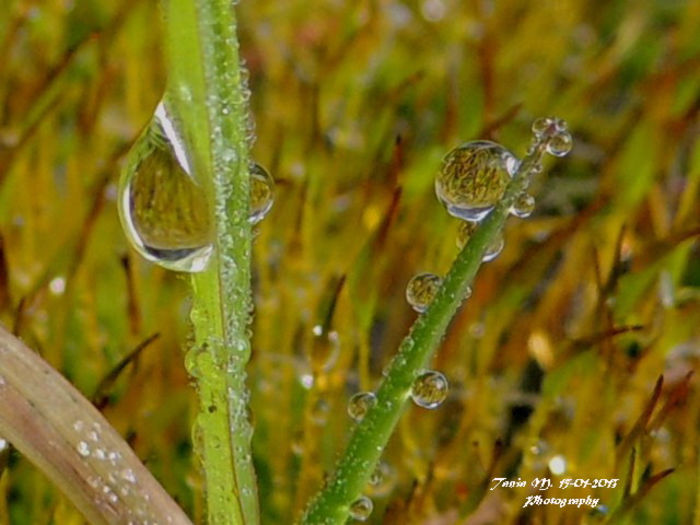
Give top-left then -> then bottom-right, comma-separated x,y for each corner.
482,233 -> 504,262
406,273 -> 442,313
347,392 -> 377,422
510,193 -> 536,218
435,140 -> 519,222
249,162 -> 275,224
118,101 -> 213,272
411,370 -> 449,409
349,495 -> 373,521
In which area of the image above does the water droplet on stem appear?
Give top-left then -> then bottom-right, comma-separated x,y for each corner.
411,370 -> 449,409
435,140 -> 519,222
349,495 -> 373,521
406,273 -> 442,313
347,392 -> 377,422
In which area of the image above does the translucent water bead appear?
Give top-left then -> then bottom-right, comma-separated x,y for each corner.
349,496 -> 373,521
510,193 -> 535,218
410,370 -> 448,409
347,392 -> 377,422
406,273 -> 442,313
456,221 -> 504,262
118,102 -> 213,272
249,163 -> 275,225
368,462 -> 396,497
118,101 -> 275,272
532,117 -> 573,157
435,140 -> 520,222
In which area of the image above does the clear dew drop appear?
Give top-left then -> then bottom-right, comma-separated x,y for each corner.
118,100 -> 275,273
249,162 -> 275,225
456,220 -> 477,249
410,370 -> 449,409
347,392 -> 377,422
456,219 -> 505,262
368,461 -> 396,497
546,131 -> 573,157
406,273 -> 442,313
435,140 -> 519,222
482,233 -> 504,262
118,101 -> 213,273
510,193 -> 535,218
531,117 -> 554,138
349,495 -> 373,521
77,441 -> 90,457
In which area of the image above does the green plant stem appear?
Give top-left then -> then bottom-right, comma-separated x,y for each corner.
164,1 -> 257,524
301,140 -> 550,524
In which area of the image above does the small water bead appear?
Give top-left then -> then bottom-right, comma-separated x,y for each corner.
531,117 -> 554,137
77,441 -> 90,457
435,140 -> 520,222
546,131 -> 573,157
456,221 -> 504,262
482,233 -> 504,262
249,163 -> 275,224
368,462 -> 396,497
349,495 -> 373,521
411,370 -> 449,409
347,392 -> 377,422
510,193 -> 535,218
455,220 -> 477,249
406,273 -> 442,313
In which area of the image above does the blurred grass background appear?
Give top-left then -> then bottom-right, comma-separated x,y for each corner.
0,0 -> 698,523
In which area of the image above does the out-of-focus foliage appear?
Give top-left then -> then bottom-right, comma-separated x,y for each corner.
0,0 -> 698,523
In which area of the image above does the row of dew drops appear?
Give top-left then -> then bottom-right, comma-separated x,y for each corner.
346,118 -> 572,521
116,101 -> 571,521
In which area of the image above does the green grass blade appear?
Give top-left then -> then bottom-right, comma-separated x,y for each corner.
164,0 -> 258,523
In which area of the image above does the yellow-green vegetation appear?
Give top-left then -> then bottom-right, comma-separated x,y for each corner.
0,0 -> 698,524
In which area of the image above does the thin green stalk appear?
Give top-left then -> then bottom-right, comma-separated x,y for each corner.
164,1 -> 258,524
302,131 -> 560,524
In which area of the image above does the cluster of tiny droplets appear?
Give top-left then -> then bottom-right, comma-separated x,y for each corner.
117,98 -> 275,273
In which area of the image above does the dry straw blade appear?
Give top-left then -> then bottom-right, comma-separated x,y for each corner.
0,325 -> 191,525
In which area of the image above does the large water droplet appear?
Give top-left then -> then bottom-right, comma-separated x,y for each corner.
510,193 -> 535,218
411,370 -> 448,409
435,140 -> 519,222
249,163 -> 275,224
349,495 -> 373,521
118,102 -> 213,272
406,273 -> 442,313
347,392 -> 377,422
119,101 -> 275,272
